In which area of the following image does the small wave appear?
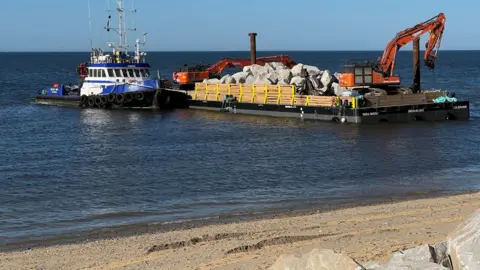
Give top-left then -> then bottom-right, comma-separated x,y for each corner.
55,209 -> 191,225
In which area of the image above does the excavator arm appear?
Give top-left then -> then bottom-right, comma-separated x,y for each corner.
173,55 -> 296,85
338,13 -> 446,88
379,13 -> 446,77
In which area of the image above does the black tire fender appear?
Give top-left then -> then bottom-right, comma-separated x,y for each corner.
115,93 -> 125,104
124,92 -> 134,103
88,96 -> 95,107
94,96 -> 103,106
135,92 -> 144,101
107,93 -> 116,103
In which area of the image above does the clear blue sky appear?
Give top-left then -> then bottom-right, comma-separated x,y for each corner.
0,0 -> 477,51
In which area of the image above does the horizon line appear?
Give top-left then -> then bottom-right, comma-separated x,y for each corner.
1,49 -> 479,53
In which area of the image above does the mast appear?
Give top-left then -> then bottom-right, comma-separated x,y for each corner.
103,0 -> 145,63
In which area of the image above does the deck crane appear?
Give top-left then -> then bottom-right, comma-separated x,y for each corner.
338,13 -> 446,90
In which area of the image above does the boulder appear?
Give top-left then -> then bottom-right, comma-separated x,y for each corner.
266,73 -> 279,84
447,208 -> 480,270
219,74 -> 231,84
225,76 -> 236,84
254,78 -> 273,85
278,79 -> 290,85
304,65 -> 322,76
309,76 -> 322,89
244,64 -> 274,77
290,76 -> 305,87
320,70 -> 333,88
245,74 -> 255,84
203,78 -> 220,84
232,71 -> 249,84
430,242 -> 451,269
269,248 -> 359,270
365,245 -> 449,270
291,63 -> 305,77
269,62 -> 288,71
263,63 -> 276,74
332,82 -> 349,96
277,69 -> 293,83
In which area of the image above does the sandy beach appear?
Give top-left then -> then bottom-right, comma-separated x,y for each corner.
1,192 -> 478,270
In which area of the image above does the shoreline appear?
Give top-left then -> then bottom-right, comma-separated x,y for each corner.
1,191 -> 479,269
1,189 -> 478,253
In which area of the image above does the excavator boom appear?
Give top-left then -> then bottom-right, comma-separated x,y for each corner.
379,13 -> 446,76
172,55 -> 296,85
338,13 -> 446,88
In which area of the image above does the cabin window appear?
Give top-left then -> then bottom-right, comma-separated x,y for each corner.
101,69 -> 106,78
93,69 -> 98,77
89,69 -> 92,77
145,69 -> 151,77
139,69 -> 146,77
128,69 -> 135,77
114,69 -> 122,77
122,69 -> 128,77
108,69 -> 114,77
134,69 -> 140,77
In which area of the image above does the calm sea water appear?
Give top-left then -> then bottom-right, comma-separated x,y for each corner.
0,51 -> 479,246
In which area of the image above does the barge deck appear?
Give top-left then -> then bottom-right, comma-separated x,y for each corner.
187,83 -> 469,124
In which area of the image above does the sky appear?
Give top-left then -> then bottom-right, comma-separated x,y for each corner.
0,0 -> 478,52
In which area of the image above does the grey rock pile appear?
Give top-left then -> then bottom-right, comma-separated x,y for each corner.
203,62 -> 348,96
269,208 -> 480,270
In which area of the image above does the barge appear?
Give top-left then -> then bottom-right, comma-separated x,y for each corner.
188,83 -> 469,124
182,13 -> 470,124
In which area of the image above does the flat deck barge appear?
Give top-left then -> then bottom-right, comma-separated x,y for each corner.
187,83 -> 469,124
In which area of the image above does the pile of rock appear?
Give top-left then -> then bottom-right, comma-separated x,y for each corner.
269,208 -> 480,270
202,62 -> 348,97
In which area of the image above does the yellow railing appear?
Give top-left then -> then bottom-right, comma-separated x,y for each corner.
194,83 -> 348,107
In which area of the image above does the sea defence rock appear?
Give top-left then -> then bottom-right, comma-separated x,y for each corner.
364,245 -> 449,270
447,208 -> 480,270
232,71 -> 249,84
204,62 -> 359,97
269,248 -> 359,270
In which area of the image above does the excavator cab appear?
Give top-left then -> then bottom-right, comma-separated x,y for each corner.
338,62 -> 401,88
172,63 -> 212,85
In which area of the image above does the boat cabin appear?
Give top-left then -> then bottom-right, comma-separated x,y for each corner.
86,66 -> 151,82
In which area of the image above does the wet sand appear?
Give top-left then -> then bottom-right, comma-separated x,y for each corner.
1,192 -> 479,270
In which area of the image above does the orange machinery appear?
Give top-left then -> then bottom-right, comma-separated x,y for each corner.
172,55 -> 296,86
338,13 -> 446,89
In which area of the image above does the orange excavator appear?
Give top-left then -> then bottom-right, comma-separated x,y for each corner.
172,55 -> 296,88
338,13 -> 446,89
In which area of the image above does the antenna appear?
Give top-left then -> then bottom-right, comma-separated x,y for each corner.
88,0 -> 93,50
104,0 -> 138,54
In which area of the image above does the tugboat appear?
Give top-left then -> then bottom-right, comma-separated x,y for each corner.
34,0 -> 183,109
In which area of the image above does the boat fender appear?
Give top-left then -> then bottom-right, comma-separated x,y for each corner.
94,96 -> 103,106
115,93 -> 125,104
100,95 -> 108,105
88,96 -> 95,107
107,93 -> 116,103
124,92 -> 134,103
135,92 -> 144,101
81,95 -> 88,104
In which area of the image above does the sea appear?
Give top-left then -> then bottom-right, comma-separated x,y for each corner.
0,51 -> 479,247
